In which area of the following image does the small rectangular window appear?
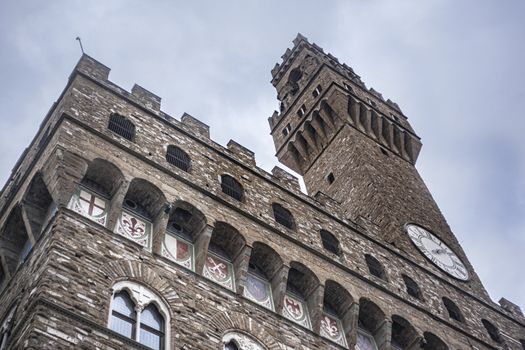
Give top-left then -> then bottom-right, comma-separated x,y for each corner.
282,123 -> 292,136
312,85 -> 322,98
297,105 -> 306,118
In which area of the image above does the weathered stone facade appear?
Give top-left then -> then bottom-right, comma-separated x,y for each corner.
0,34 -> 524,350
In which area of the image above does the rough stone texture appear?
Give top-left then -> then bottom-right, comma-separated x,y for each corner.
0,35 -> 524,350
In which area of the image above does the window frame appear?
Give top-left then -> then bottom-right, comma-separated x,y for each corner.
220,174 -> 244,202
272,203 -> 295,230
108,113 -> 136,141
166,145 -> 191,172
109,281 -> 171,350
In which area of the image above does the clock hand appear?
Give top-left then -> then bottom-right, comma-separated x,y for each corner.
431,248 -> 447,255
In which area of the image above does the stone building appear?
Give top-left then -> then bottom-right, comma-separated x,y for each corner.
0,33 -> 524,350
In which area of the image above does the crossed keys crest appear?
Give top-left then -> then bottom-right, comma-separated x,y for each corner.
321,315 -> 340,338
206,256 -> 228,280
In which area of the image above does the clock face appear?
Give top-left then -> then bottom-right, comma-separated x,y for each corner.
406,224 -> 469,281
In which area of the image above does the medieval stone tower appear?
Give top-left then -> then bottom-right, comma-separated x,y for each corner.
0,34 -> 523,350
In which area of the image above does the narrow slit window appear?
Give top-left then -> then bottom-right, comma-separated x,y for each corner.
297,104 -> 306,118
282,123 -> 292,137
313,85 -> 322,98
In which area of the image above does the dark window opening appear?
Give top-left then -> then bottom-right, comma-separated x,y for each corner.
297,104 -> 306,118
289,68 -> 303,83
365,254 -> 386,280
402,275 -> 422,300
320,230 -> 341,255
313,85 -> 322,98
344,83 -> 353,92
282,123 -> 292,137
272,203 -> 294,230
367,98 -> 377,107
380,147 -> 389,157
224,341 -> 239,350
482,319 -> 503,344
167,208 -> 193,241
108,114 -> 135,141
443,297 -> 463,322
166,145 -> 190,172
390,113 -> 400,122
220,175 -> 244,201
519,339 -> 525,350
327,172 -> 335,184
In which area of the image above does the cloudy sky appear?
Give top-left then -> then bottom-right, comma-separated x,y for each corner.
1,1 -> 524,310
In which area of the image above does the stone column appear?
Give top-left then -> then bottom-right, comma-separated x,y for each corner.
233,244 -> 252,296
375,319 -> 392,350
106,180 -> 130,231
344,302 -> 360,349
272,264 -> 290,314
194,225 -> 213,274
308,283 -> 325,333
151,208 -> 170,255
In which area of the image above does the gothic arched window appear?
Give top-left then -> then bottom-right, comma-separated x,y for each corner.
166,145 -> 190,172
320,230 -> 341,255
272,203 -> 294,230
109,281 -> 170,350
110,291 -> 136,339
365,254 -> 386,280
402,275 -> 422,300
108,113 -> 135,141
442,297 -> 463,322
220,175 -> 244,201
482,319 -> 503,344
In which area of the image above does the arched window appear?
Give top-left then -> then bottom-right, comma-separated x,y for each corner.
402,275 -> 422,300
204,223 -> 246,292
320,230 -> 341,255
224,341 -> 239,350
243,243 -> 282,311
422,332 -> 448,350
166,145 -> 190,172
357,299 -> 386,350
272,203 -> 294,230
0,305 -> 16,350
140,304 -> 164,349
109,281 -> 170,350
69,159 -> 123,227
391,315 -> 418,350
282,263 -> 318,330
163,205 -> 204,271
321,280 -> 352,347
365,254 -> 386,280
442,297 -> 463,322
223,332 -> 265,350
220,175 -> 244,201
115,179 -> 166,251
108,113 -> 135,141
110,291 -> 136,339
482,319 -> 503,344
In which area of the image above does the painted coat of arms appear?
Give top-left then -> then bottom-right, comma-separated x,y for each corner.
115,210 -> 151,249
